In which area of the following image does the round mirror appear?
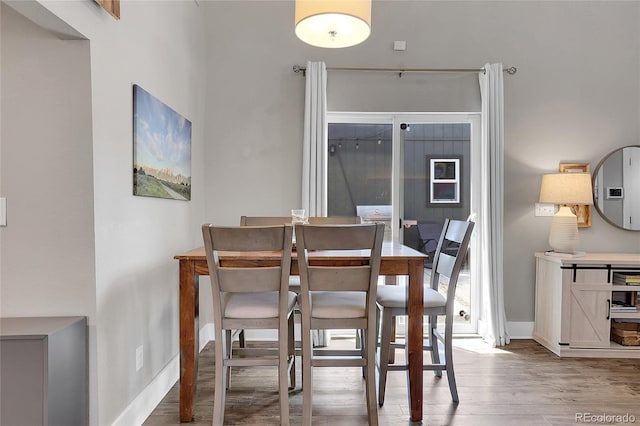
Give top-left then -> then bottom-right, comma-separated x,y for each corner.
592,145 -> 640,231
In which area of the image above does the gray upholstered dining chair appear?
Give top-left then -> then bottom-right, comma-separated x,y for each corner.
238,216 -> 363,348
376,218 -> 474,406
296,223 -> 384,425
201,224 -> 295,426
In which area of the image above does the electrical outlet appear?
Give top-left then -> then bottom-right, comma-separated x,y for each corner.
535,203 -> 556,217
136,345 -> 143,372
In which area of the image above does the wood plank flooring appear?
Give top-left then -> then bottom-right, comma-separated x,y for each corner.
144,338 -> 640,425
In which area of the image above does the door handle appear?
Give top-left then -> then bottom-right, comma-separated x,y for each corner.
606,299 -> 611,320
402,219 -> 417,228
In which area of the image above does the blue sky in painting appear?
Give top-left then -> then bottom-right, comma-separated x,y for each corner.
133,85 -> 191,177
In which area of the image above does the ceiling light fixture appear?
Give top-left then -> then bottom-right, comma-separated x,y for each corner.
295,0 -> 372,48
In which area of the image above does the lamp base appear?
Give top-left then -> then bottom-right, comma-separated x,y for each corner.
548,206 -> 580,254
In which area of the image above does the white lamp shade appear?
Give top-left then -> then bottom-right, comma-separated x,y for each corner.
295,0 -> 371,48
539,173 -> 593,205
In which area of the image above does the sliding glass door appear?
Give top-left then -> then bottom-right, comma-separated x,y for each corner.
327,113 -> 480,334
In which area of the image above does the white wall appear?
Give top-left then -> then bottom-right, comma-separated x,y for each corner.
204,1 -> 640,326
0,1 -> 99,418
1,3 -> 95,320
1,0 -> 207,424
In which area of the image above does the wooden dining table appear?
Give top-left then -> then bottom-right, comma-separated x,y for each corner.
174,241 -> 428,422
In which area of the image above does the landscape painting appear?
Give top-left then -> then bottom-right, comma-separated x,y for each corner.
133,85 -> 191,200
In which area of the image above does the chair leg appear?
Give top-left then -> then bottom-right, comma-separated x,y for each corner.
279,319 -> 291,426
288,313 -> 296,389
302,323 -> 313,425
389,318 -> 396,364
377,308 -> 393,407
225,330 -> 233,388
375,305 -> 381,346
365,324 -> 379,426
429,314 -> 442,378
444,321 -> 459,403
213,329 -> 227,426
359,329 -> 366,378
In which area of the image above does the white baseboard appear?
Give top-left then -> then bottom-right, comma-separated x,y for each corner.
507,321 -> 534,339
112,323 -> 216,426
112,356 -> 179,426
221,322 -> 534,343
478,319 -> 534,342
199,322 -> 215,349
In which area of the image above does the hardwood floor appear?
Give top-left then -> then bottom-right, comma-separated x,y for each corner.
144,338 -> 640,425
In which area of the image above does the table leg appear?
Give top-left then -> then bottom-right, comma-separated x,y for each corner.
406,259 -> 424,422
384,276 -> 397,363
179,260 -> 199,422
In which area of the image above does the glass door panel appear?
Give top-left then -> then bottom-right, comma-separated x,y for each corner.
400,123 -> 470,251
326,114 -> 479,335
398,121 -> 475,333
326,122 -> 393,338
327,123 -> 393,238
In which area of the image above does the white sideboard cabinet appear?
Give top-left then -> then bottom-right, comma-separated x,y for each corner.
0,316 -> 87,425
534,252 -> 640,358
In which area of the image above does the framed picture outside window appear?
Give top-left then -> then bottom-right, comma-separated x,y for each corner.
428,157 -> 461,205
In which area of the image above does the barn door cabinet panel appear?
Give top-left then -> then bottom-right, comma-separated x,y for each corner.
533,253 -> 640,358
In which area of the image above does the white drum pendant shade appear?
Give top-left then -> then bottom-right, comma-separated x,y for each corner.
295,0 -> 371,48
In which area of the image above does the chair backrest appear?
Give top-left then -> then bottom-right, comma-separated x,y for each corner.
308,216 -> 362,224
296,223 -> 384,294
240,216 -> 291,226
201,224 -> 293,320
429,219 -> 474,307
240,216 -> 361,226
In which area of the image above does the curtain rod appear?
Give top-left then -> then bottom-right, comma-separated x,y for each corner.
292,64 -> 517,77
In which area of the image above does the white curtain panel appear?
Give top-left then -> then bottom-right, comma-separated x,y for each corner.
478,63 -> 510,347
302,61 -> 330,347
302,61 -> 327,216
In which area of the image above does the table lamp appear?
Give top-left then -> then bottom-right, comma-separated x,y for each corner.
539,173 -> 593,255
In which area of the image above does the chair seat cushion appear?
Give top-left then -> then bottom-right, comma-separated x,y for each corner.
307,291 -> 366,319
376,285 -> 446,309
223,291 -> 297,318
